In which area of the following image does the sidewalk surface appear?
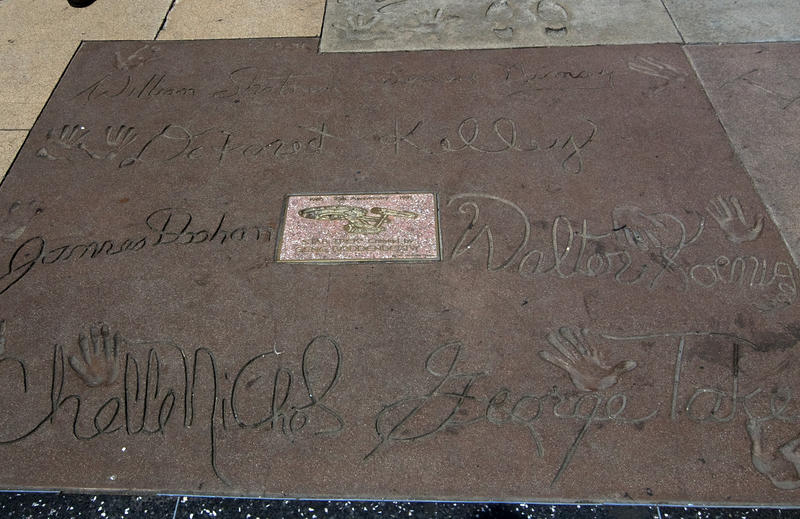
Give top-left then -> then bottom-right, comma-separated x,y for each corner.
0,1 -> 799,517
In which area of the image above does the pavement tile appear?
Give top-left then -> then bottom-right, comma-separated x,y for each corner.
664,0 -> 800,43
157,0 -> 326,40
0,39 -> 798,505
0,0 -> 172,128
0,131 -> 27,183
319,0 -> 680,53
685,43 -> 800,266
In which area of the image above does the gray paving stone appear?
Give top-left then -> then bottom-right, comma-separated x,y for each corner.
664,0 -> 800,43
157,0 -> 325,40
685,43 -> 800,267
320,0 -> 680,52
0,131 -> 27,183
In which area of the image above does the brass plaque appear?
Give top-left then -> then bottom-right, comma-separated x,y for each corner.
277,193 -> 440,263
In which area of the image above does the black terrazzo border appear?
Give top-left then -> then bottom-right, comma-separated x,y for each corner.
1,494 -> 798,519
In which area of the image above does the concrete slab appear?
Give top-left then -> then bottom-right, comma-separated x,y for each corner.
0,131 -> 27,183
319,0 -> 680,52
0,0 -> 172,128
0,39 -> 799,505
157,0 -> 325,40
664,0 -> 800,43
685,43 -> 800,268
0,40 -> 81,130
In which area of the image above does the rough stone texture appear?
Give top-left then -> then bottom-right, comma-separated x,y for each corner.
0,0 -> 172,129
0,39 -> 799,505
157,0 -> 325,40
319,0 -> 680,53
685,43 -> 800,267
0,131 -> 27,182
664,0 -> 800,43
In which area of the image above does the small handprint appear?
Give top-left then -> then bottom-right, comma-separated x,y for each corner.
334,13 -> 382,41
628,57 -> 686,93
103,125 -> 138,159
539,327 -> 637,392
628,56 -> 685,81
68,324 -> 121,387
414,8 -> 459,33
612,205 -> 682,252
37,124 -> 99,160
707,195 -> 764,244
50,124 -> 89,148
114,45 -> 159,71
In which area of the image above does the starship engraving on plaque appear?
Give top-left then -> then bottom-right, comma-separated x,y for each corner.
277,192 -> 440,262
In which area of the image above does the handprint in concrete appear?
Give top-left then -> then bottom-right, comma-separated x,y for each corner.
68,324 -> 121,387
539,327 -> 637,392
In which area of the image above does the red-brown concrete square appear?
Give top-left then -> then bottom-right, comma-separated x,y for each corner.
0,39 -> 798,505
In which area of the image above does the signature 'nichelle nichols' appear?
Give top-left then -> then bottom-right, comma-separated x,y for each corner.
2,320 -> 800,491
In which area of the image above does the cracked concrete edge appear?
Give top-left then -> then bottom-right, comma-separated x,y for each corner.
658,0 -> 686,43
